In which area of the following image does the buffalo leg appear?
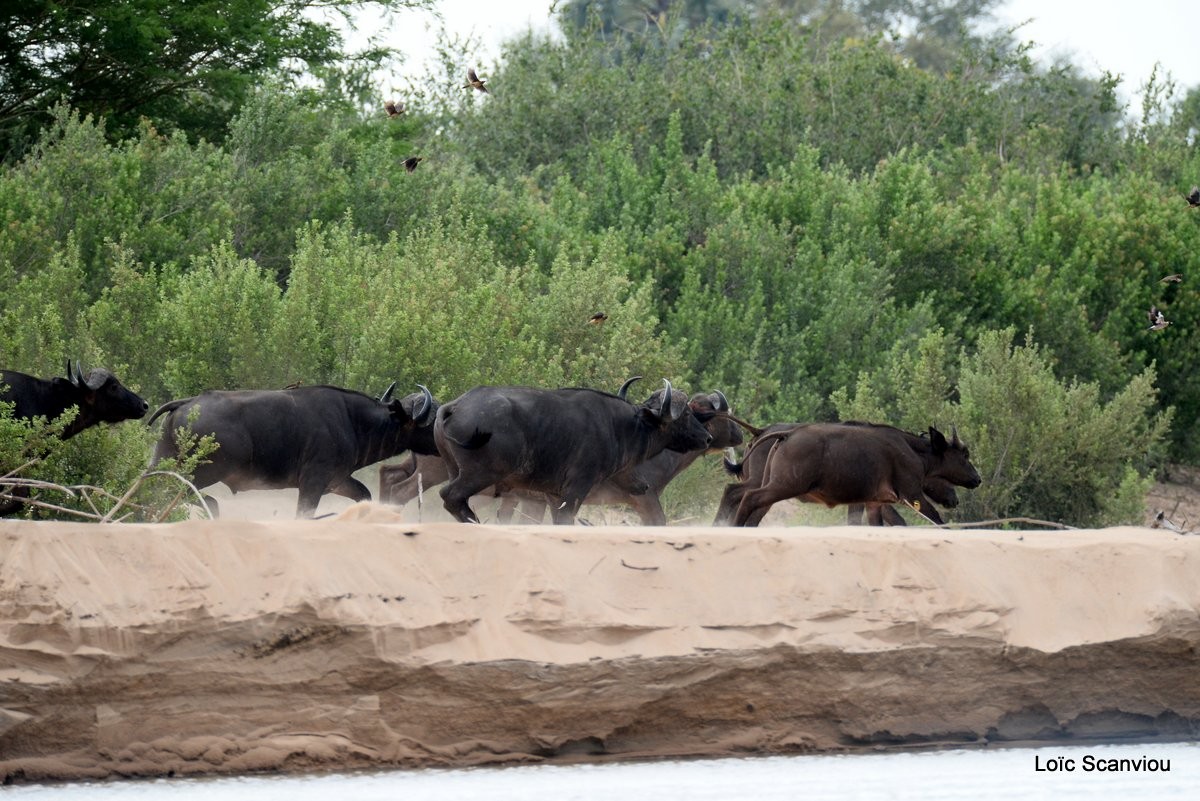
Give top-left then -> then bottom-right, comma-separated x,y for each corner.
630,493 -> 668,526
330,476 -> 372,503
713,483 -> 746,525
846,503 -> 865,525
378,459 -> 417,505
439,475 -> 494,523
549,495 -> 584,525
876,505 -> 905,525
731,484 -> 788,527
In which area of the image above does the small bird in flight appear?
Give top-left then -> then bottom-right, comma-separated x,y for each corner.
384,99 -> 405,118
464,68 -> 488,93
588,312 -> 608,325
1160,273 -> 1183,283
1187,186 -> 1200,208
403,156 -> 423,173
1147,305 -> 1171,331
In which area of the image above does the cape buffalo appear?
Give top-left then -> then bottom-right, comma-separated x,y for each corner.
382,387 -> 743,525
1,360 -> 149,438
2,360 -> 149,514
434,380 -> 712,524
716,422 -> 980,527
149,383 -> 435,518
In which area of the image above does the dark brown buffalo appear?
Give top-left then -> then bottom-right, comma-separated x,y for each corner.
716,422 -> 980,527
434,380 -> 711,524
1,360 -> 149,438
2,360 -> 149,515
149,383 -> 435,518
382,389 -> 741,525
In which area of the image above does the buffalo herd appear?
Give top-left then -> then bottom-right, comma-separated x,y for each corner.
2,362 -> 983,525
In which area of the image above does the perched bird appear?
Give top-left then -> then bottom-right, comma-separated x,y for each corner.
464,68 -> 488,93
1147,305 -> 1171,331
587,312 -> 608,325
402,156 -> 423,173
1187,186 -> 1200,208
1160,273 -> 1184,283
384,99 -> 405,118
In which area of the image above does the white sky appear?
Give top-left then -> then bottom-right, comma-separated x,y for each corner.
354,0 -> 1199,110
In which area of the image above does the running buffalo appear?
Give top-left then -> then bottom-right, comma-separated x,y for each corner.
434,380 -> 712,524
716,422 -> 980,527
382,386 -> 742,525
149,383 -> 436,518
1,360 -> 149,438
2,360 -> 149,514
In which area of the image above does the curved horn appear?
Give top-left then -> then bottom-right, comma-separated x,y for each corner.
658,379 -> 675,422
73,360 -> 87,388
413,384 -> 434,425
711,389 -> 729,412
617,375 -> 643,402
951,425 -> 962,447
65,359 -> 76,385
378,381 -> 397,404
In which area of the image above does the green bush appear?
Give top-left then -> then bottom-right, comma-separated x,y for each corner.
835,328 -> 1171,527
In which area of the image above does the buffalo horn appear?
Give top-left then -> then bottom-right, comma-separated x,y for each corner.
659,379 -> 676,421
617,375 -> 643,402
378,381 -> 397,404
711,389 -> 730,412
951,425 -> 962,447
72,360 -> 89,388
413,384 -> 434,425
66,359 -> 78,386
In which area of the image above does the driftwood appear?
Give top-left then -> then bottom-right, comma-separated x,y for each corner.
0,470 -> 214,522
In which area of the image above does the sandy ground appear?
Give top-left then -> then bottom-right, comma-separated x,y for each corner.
2,507 -> 1199,785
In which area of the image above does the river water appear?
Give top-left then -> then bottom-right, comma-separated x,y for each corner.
8,742 -> 1198,800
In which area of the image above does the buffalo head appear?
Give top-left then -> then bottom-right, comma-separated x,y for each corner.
688,390 -> 743,451
64,359 -> 149,425
640,380 -> 711,453
928,425 -> 981,489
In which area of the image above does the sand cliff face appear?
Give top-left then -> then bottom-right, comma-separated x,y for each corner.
2,504 -> 1199,783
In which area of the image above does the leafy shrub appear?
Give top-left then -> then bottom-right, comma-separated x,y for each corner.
835,328 -> 1171,527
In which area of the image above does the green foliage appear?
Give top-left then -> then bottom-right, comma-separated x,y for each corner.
0,237 -> 88,373
1,398 -> 218,522
0,0 -> 434,159
158,242 -> 284,395
836,328 -> 1171,527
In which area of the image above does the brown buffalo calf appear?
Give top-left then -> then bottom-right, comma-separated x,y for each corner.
717,422 -> 980,527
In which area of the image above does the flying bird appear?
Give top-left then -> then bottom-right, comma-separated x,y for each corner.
402,156 -> 423,172
1187,186 -> 1200,208
1160,273 -> 1184,283
464,68 -> 488,93
1147,305 -> 1171,331
588,312 -> 608,325
384,99 -> 405,118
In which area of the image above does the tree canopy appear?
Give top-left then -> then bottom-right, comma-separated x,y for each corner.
0,0 -> 431,159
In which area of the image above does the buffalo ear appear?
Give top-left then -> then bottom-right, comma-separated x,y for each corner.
928,426 -> 948,454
